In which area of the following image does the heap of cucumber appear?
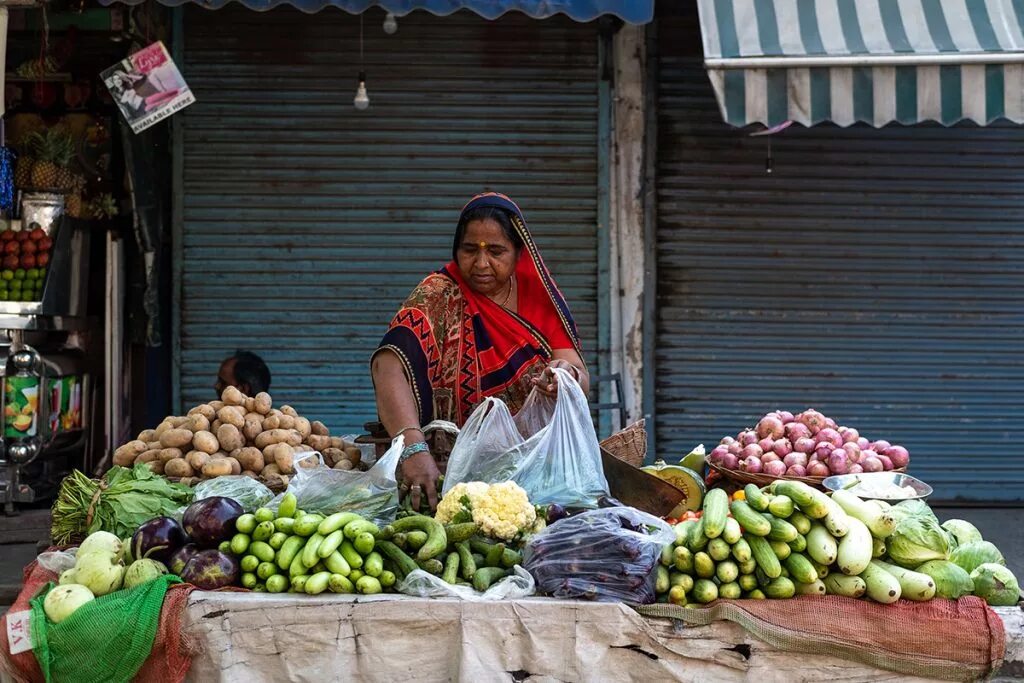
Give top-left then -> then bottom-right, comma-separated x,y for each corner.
655,481 -> 933,606
223,493 -> 521,595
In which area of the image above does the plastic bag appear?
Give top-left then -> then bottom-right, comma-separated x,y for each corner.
37,549 -> 78,574
269,441 -> 401,527
522,507 -> 674,604
193,475 -> 274,512
442,367 -> 609,509
397,565 -> 535,601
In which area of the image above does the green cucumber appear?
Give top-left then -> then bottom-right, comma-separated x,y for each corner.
302,533 -> 326,567
719,581 -> 741,599
376,540 -> 418,577
304,571 -> 331,595
235,514 -> 257,535
729,500 -> 771,536
788,511 -> 812,536
266,575 -> 288,593
276,536 -> 306,571
356,576 -> 383,594
655,565 -> 670,594
707,538 -> 731,562
339,540 -> 363,569
273,517 -> 295,535
230,533 -> 251,556
737,573 -> 758,592
343,519 -> 380,541
805,523 -> 838,566
730,537 -> 752,564
722,517 -> 742,545
764,576 -> 796,599
317,512 -> 361,536
363,551 -> 384,578
387,515 -> 447,560
293,514 -> 325,537
747,535 -> 781,579
788,534 -> 807,553
250,541 -> 275,563
769,540 -> 791,561
693,552 -> 715,579
328,573 -> 354,593
317,530 -> 346,559
744,484 -> 770,512
324,551 -> 351,576
240,554 -> 259,573
277,492 -> 298,519
702,489 -> 729,539
764,514 -> 799,542
353,532 -> 376,556
673,546 -> 694,573
716,560 -> 739,584
691,579 -> 718,604
768,495 -> 794,518
784,552 -> 818,584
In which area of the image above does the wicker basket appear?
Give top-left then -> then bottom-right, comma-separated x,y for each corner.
708,461 -> 907,491
600,420 -> 647,468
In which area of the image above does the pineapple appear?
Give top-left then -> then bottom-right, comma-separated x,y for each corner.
26,128 -> 75,190
14,154 -> 35,189
65,193 -> 82,218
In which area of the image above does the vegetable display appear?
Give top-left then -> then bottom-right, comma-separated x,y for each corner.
51,465 -> 194,545
655,482 -> 1019,608
111,387 -> 365,488
434,481 -> 539,541
707,409 -> 911,479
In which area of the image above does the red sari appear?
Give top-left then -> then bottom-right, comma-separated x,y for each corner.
373,193 -> 582,427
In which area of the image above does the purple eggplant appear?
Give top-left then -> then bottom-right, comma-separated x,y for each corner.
168,543 -> 200,576
545,503 -> 569,524
131,516 -> 188,564
180,549 -> 239,590
182,497 -> 243,547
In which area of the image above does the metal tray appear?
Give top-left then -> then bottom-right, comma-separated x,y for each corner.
822,471 -> 933,501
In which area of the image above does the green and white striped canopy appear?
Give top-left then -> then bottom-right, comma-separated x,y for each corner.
696,0 -> 1024,127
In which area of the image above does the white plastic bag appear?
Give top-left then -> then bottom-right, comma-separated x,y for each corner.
193,475 -> 274,512
442,367 -> 609,508
37,549 -> 78,574
397,565 -> 535,601
269,439 -> 402,527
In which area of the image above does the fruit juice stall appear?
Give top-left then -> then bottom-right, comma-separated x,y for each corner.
1,388 -> 1022,683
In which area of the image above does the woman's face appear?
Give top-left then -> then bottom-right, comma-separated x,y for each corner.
456,218 -> 519,297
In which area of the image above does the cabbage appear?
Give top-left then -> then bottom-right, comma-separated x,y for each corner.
941,519 -> 983,547
949,541 -> 1004,574
970,564 -> 1020,606
43,584 -> 94,623
886,514 -> 952,568
916,560 -> 975,599
889,499 -> 937,526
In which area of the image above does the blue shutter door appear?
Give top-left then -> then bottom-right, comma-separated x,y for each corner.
655,11 -> 1024,503
180,7 -> 599,433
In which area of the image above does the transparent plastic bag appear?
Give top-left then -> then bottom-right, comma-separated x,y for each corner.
269,440 -> 401,527
397,565 -> 535,601
442,367 -> 609,509
522,507 -> 674,604
37,549 -> 78,574
192,475 -> 274,512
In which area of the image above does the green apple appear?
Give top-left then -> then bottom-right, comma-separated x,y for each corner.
1,270 -> 12,281
13,269 -> 25,280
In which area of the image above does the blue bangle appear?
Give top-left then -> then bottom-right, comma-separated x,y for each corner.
399,441 -> 430,468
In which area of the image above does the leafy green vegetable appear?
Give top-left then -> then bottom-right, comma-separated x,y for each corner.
970,563 -> 1020,606
889,499 -> 937,526
949,541 -> 1005,574
916,560 -> 975,599
51,465 -> 194,545
887,511 -> 952,568
941,519 -> 983,547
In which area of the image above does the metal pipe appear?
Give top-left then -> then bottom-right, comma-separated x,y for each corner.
705,52 -> 1024,69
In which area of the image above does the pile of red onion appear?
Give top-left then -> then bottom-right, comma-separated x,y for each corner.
707,409 -> 910,478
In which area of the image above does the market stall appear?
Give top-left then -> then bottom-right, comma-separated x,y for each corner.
2,389 -> 1022,682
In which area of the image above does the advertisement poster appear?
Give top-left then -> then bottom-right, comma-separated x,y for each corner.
102,41 -> 194,134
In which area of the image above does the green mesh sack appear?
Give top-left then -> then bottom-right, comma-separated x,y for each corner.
29,574 -> 180,683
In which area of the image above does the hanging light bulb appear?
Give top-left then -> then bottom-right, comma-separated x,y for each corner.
382,12 -> 398,35
354,71 -> 370,110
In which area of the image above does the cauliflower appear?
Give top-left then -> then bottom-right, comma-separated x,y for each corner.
435,481 -> 536,542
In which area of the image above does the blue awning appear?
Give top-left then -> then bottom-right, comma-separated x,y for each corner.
104,0 -> 652,22
697,0 -> 1024,128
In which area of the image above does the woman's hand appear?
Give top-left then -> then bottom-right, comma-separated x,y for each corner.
531,359 -> 581,397
398,451 -> 441,512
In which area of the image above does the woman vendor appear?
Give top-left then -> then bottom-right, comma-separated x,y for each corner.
371,193 -> 588,510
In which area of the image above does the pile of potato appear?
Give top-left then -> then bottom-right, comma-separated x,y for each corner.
111,387 -> 364,488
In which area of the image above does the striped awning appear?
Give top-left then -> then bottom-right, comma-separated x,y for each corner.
696,0 -> 1024,128
101,0 -> 652,22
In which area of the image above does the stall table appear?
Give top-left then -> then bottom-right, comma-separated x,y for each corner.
182,592 -> 1023,682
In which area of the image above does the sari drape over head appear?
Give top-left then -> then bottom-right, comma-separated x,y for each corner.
373,193 -> 582,426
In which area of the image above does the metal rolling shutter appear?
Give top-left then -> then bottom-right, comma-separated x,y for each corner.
655,12 -> 1024,502
180,7 -> 599,434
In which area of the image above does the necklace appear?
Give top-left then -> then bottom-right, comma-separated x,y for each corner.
498,275 -> 515,308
